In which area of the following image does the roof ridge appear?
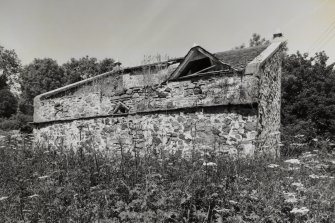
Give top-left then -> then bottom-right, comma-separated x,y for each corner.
214,44 -> 269,55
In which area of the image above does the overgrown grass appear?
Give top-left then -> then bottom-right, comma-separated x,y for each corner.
0,134 -> 334,222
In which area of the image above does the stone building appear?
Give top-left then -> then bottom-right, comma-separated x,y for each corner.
33,35 -> 285,158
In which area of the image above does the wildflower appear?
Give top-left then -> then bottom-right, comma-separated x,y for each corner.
302,153 -> 316,158
283,192 -> 296,198
0,196 -> 8,201
301,152 -> 317,158
291,182 -> 304,188
310,175 -> 334,179
216,208 -> 231,214
268,164 -> 279,168
285,197 -> 298,203
312,138 -> 318,142
285,177 -> 294,180
309,174 -> 319,179
284,159 -> 300,165
315,164 -> 329,169
290,207 -> 309,215
294,134 -> 305,138
291,182 -> 306,192
229,200 -> 238,205
286,166 -> 300,171
296,186 -> 306,192
283,192 -> 298,203
28,194 -> 39,199
38,175 -> 50,180
279,143 -> 284,147
203,162 -> 217,167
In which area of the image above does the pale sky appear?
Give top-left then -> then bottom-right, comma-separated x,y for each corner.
1,0 -> 335,67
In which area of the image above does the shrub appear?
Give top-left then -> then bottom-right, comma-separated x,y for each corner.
0,118 -> 19,131
0,89 -> 18,118
0,113 -> 33,132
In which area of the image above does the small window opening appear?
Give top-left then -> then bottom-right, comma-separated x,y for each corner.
113,102 -> 129,114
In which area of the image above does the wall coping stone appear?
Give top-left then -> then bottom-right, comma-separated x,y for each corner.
244,41 -> 286,75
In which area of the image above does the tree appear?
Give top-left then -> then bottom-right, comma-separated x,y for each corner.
0,45 -> 21,119
281,51 -> 335,139
0,89 -> 18,118
63,56 -> 99,84
98,58 -> 116,74
20,56 -> 116,109
0,45 -> 21,91
62,56 -> 115,84
20,58 -> 66,104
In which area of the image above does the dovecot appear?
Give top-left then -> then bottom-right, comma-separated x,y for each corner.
33,35 -> 285,158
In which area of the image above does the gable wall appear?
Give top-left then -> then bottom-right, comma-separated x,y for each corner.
257,49 -> 282,157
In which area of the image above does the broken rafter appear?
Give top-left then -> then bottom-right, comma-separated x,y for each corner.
177,68 -> 233,80
177,65 -> 215,80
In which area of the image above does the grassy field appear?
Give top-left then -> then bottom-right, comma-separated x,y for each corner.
0,133 -> 334,222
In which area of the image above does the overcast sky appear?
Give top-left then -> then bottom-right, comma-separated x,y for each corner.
1,0 -> 335,66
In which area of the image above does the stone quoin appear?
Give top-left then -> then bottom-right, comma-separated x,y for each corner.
33,34 -> 286,158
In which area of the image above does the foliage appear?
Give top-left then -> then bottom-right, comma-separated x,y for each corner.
0,118 -> 19,131
20,58 -> 66,104
234,33 -> 271,49
249,33 -> 271,47
18,99 -> 34,116
0,45 -> 21,120
0,45 -> 21,90
281,51 -> 335,140
0,89 -> 18,118
62,56 -> 115,84
98,58 -> 117,74
0,113 -> 33,132
0,135 -> 334,222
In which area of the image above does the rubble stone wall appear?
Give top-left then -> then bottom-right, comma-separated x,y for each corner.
33,45 -> 283,157
34,105 -> 258,157
257,50 -> 282,156
34,72 -> 258,123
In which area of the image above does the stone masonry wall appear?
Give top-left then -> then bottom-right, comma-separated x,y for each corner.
34,72 -> 258,123
34,105 -> 258,157
257,50 -> 282,156
33,44 -> 283,158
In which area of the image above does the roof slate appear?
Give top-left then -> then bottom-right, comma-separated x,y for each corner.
214,45 -> 268,71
